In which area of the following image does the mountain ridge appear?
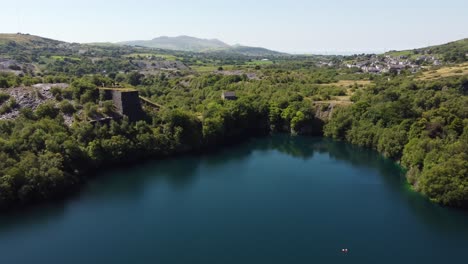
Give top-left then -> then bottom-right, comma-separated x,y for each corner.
118,35 -> 230,51
118,35 -> 286,56
0,33 -> 466,59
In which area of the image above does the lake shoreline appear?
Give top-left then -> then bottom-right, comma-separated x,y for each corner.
1,128 -> 464,213
0,132 -> 271,213
2,135 -> 468,264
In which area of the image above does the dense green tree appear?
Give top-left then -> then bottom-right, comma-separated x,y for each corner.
35,102 -> 60,119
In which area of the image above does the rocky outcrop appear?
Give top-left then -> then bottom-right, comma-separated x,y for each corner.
0,59 -> 36,75
0,83 -> 70,121
314,103 -> 333,121
313,102 -> 350,121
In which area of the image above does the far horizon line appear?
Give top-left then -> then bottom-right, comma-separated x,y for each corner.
6,32 -> 467,56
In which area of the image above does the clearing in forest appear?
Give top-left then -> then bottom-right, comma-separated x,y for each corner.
418,63 -> 468,80
317,80 -> 371,88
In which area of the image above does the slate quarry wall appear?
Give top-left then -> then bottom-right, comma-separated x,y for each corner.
100,89 -> 144,122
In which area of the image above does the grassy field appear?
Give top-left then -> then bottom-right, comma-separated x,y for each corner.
314,98 -> 354,106
98,87 -> 137,92
305,80 -> 367,106
311,93 -> 355,106
86,42 -> 119,47
0,34 -> 46,44
124,53 -> 178,61
317,80 -> 371,88
385,50 -> 440,60
50,56 -> 81,61
418,63 -> 468,80
191,65 -> 238,72
386,50 -> 414,57
246,60 -> 273,66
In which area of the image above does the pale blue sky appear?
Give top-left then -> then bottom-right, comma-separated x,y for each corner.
1,0 -> 467,53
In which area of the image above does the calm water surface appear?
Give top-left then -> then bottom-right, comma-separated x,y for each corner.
1,135 -> 467,263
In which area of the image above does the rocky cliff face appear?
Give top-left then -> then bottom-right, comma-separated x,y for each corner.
291,102 -> 349,136
314,102 -> 340,121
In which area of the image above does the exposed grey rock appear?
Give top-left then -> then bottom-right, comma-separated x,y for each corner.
0,83 -> 72,124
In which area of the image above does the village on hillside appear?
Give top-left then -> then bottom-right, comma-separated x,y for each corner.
343,54 -> 442,74
316,52 -> 446,74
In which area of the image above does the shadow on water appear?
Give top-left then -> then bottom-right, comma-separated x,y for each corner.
82,139 -> 257,198
0,202 -> 68,233
0,138 -> 261,233
0,135 -> 467,233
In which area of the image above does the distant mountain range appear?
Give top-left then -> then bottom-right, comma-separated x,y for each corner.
118,36 -> 286,56
0,33 -> 465,61
119,36 -> 229,51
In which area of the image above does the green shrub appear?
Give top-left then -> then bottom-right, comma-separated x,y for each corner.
50,87 -> 63,100
35,102 -> 59,119
102,101 -> 115,115
59,100 -> 76,115
0,93 -> 10,104
84,102 -> 99,119
0,99 -> 16,114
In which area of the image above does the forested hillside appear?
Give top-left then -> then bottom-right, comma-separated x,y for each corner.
325,76 -> 468,207
387,38 -> 468,63
0,33 -> 467,210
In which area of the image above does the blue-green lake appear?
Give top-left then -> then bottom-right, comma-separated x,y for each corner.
1,135 -> 467,263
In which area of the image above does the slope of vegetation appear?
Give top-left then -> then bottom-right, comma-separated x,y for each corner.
325,76 -> 468,207
0,33 -> 467,210
0,66 -> 365,210
418,63 -> 468,80
387,38 -> 468,63
422,39 -> 468,63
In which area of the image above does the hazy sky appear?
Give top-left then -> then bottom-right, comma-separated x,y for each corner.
1,0 -> 467,53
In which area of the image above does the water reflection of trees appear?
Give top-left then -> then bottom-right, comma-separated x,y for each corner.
268,135 -> 468,231
1,135 -> 467,233
0,202 -> 67,233
269,135 -> 408,194
62,142 -> 257,200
